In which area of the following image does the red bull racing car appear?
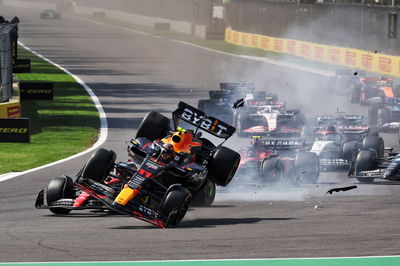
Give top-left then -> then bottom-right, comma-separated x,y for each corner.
35,102 -> 240,228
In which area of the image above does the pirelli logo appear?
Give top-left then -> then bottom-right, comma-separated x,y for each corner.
0,118 -> 30,143
20,82 -> 54,100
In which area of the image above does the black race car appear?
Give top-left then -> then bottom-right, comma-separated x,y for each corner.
197,82 -> 275,124
348,146 -> 400,183
237,137 -> 319,185
40,10 -> 61,19
36,102 -> 240,228
328,68 -> 364,96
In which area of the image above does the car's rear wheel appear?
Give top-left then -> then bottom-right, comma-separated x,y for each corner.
294,152 -> 320,184
207,146 -> 241,186
47,176 -> 74,214
342,140 -> 359,163
160,187 -> 192,227
260,157 -> 283,184
355,150 -> 376,183
81,148 -> 116,183
136,111 -> 170,141
362,135 -> 384,158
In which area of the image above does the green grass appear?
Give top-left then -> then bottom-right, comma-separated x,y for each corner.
0,46 -> 99,174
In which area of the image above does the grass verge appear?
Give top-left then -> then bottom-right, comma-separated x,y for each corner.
0,46 -> 99,175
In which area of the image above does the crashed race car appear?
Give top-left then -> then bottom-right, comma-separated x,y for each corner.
40,9 -> 61,19
237,137 -> 319,184
35,102 -> 240,228
234,99 -> 306,137
348,144 -> 400,183
197,82 -> 277,124
309,123 -> 383,171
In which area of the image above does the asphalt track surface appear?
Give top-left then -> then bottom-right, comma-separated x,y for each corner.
1,6 -> 400,262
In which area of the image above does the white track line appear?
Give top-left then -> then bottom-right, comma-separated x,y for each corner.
1,15 -> 333,182
74,16 -> 334,77
0,42 -> 108,183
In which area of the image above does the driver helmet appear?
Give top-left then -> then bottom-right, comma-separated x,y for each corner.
161,127 -> 201,153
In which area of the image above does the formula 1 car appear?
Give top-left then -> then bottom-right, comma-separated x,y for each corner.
311,114 -> 376,142
309,124 -> 383,171
197,82 -> 276,124
40,10 -> 61,19
35,102 -> 240,228
368,97 -> 400,131
234,99 -> 305,137
237,137 -> 319,184
328,68 -> 364,96
348,146 -> 400,183
351,76 -> 396,105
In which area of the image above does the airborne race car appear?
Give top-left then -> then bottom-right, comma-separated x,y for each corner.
234,99 -> 306,137
237,137 -> 319,184
35,102 -> 240,228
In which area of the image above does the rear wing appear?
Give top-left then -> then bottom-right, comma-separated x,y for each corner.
246,99 -> 286,107
172,102 -> 235,139
220,82 -> 255,92
252,137 -> 305,150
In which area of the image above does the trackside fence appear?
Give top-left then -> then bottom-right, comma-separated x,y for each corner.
0,16 -> 19,103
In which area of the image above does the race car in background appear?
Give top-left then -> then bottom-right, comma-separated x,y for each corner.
368,97 -> 400,131
348,146 -> 400,183
36,102 -> 240,228
310,114 -> 376,142
234,99 -> 306,137
40,10 -> 61,19
309,123 -> 383,171
237,137 -> 319,185
197,82 -> 277,124
350,76 -> 396,105
328,68 -> 364,96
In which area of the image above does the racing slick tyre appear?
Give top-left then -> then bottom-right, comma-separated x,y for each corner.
136,111 -> 170,141
260,157 -> 284,184
191,179 -> 216,207
355,150 -> 376,183
342,140 -> 359,163
47,176 -> 74,214
81,148 -> 116,183
362,135 -> 384,158
377,108 -> 391,129
160,186 -> 192,227
294,152 -> 320,184
207,146 -> 241,186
